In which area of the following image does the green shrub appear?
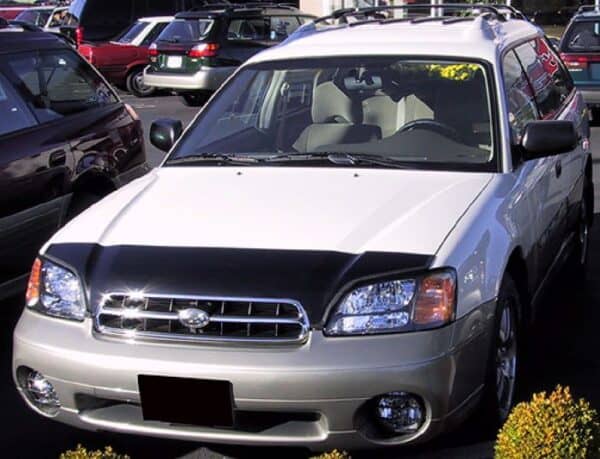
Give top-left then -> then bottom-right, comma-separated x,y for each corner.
60,445 -> 130,459
495,385 -> 600,459
311,450 -> 350,459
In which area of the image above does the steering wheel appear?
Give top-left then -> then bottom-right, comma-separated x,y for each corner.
397,119 -> 462,143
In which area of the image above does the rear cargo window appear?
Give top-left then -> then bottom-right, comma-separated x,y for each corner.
564,21 -> 600,53
4,50 -> 117,123
0,74 -> 37,136
159,19 -> 213,42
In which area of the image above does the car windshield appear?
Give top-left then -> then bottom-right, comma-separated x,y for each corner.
564,21 -> 600,52
116,21 -> 147,43
168,57 -> 495,171
158,19 -> 213,43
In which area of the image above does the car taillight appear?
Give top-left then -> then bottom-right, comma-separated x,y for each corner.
188,43 -> 219,58
561,54 -> 589,70
75,26 -> 84,47
148,42 -> 158,57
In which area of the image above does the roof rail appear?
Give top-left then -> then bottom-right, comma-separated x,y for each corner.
489,4 -> 528,21
186,1 -> 297,13
312,3 -> 509,25
577,5 -> 600,14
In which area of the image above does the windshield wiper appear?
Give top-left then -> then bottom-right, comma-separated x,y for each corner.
264,152 -> 409,168
166,153 -> 261,166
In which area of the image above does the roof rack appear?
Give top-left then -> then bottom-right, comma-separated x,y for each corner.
186,0 -> 297,13
489,4 -> 528,21
313,3 -> 510,25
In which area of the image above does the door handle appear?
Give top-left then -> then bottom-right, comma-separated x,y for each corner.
555,160 -> 562,178
49,150 -> 67,167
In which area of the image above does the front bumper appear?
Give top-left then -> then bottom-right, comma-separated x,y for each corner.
580,87 -> 600,107
143,66 -> 235,91
13,302 -> 494,450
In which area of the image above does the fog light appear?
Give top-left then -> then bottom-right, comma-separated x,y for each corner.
376,392 -> 424,434
22,370 -> 61,416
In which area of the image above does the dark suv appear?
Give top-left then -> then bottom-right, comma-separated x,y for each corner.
143,3 -> 314,106
0,28 -> 148,299
559,6 -> 600,116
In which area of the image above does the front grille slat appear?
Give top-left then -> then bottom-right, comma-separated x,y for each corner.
96,294 -> 309,345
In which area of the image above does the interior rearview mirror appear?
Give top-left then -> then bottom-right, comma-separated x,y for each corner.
521,120 -> 577,160
150,118 -> 183,152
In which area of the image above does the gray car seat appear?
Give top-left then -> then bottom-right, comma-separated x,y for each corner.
293,81 -> 381,152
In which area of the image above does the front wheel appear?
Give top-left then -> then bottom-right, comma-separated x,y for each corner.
126,68 -> 156,98
179,91 -> 210,107
481,274 -> 521,428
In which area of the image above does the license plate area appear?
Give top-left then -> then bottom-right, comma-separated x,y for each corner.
166,55 -> 183,68
138,375 -> 234,427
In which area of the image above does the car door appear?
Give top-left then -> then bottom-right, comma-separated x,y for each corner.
515,39 -> 583,269
0,69 -> 73,288
502,48 -> 557,290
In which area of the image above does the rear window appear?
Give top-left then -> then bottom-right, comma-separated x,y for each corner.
0,74 -> 37,136
116,21 -> 147,43
15,10 -> 51,27
158,19 -> 213,43
563,21 -> 600,53
1,49 -> 118,123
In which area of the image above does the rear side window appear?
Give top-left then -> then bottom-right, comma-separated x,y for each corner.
563,21 -> 600,53
159,19 -> 214,42
502,50 -> 539,142
515,39 -> 573,119
0,73 -> 37,136
3,50 -> 117,123
117,21 -> 148,44
227,17 -> 269,41
269,16 -> 302,41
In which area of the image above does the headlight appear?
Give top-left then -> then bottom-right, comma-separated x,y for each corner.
25,257 -> 86,321
325,270 -> 456,336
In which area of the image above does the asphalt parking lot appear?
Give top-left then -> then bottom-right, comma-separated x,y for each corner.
3,91 -> 600,459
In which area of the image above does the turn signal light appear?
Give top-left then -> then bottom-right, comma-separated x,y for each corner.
413,271 -> 456,326
188,43 -> 219,58
26,258 -> 42,307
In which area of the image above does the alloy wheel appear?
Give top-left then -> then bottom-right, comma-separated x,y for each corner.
496,298 -> 517,420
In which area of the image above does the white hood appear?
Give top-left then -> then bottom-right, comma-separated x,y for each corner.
47,167 -> 492,255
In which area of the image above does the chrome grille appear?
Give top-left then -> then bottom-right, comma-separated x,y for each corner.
95,293 -> 310,344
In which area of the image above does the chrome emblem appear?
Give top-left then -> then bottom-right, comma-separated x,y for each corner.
178,308 -> 210,330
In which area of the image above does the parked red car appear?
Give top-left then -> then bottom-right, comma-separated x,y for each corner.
78,16 -> 172,97
0,5 -> 29,20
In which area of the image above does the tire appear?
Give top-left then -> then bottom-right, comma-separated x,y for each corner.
66,192 -> 103,221
126,68 -> 156,98
480,274 -> 521,429
179,91 -> 210,107
566,173 -> 593,286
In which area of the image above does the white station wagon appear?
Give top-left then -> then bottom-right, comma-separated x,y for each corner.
14,4 -> 593,451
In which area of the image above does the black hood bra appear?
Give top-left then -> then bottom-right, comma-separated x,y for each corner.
45,243 -> 433,327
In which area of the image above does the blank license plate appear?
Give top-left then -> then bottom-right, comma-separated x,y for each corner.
138,375 -> 234,427
166,56 -> 183,68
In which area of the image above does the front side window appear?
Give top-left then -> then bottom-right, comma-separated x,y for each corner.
502,50 -> 539,142
2,50 -> 117,123
515,39 -> 572,119
168,57 -> 496,172
117,21 -> 148,44
158,19 -> 214,43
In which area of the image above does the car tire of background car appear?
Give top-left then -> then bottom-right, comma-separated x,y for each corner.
180,91 -> 211,107
480,274 -> 521,430
66,192 -> 103,222
126,68 -> 156,98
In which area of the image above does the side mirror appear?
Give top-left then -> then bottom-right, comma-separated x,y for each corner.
521,120 -> 577,160
150,118 -> 183,152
